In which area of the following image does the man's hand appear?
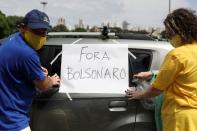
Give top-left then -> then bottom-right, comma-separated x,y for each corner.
41,66 -> 48,76
49,73 -> 60,86
34,73 -> 61,91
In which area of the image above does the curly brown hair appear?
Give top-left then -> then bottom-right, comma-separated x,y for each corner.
164,8 -> 197,44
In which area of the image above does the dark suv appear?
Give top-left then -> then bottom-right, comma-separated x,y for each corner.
30,32 -> 172,131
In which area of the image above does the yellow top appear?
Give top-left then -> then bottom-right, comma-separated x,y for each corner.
152,43 -> 197,131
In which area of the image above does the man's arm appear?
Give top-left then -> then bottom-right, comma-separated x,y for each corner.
34,74 -> 60,91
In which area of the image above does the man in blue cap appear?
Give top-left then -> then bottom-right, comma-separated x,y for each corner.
0,9 -> 60,131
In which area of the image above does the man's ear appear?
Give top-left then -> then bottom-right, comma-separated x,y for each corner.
19,23 -> 28,35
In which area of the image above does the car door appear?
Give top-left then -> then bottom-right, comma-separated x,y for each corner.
128,48 -> 156,131
30,43 -> 155,131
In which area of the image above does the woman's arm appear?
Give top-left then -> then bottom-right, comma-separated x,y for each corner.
125,86 -> 162,100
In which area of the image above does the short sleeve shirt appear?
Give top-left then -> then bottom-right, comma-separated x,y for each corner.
152,43 -> 197,114
0,33 -> 45,130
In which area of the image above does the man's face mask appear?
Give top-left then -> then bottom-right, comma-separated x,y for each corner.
24,31 -> 46,50
169,35 -> 182,48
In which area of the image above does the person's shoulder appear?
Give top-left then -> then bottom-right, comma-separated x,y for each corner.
165,47 -> 184,61
11,33 -> 38,59
167,44 -> 195,62
21,47 -> 38,61
167,48 -> 179,56
168,45 -> 188,55
13,33 -> 36,54
0,33 -> 18,45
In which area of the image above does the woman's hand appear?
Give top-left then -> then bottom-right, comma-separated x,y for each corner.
125,88 -> 144,100
125,87 -> 162,100
133,71 -> 152,81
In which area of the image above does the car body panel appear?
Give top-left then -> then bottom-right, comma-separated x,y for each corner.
30,34 -> 172,131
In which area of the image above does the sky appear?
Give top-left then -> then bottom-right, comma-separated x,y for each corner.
0,0 -> 197,28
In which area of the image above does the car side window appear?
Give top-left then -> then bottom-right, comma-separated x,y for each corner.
38,45 -> 62,76
128,49 -> 152,87
38,45 -> 152,93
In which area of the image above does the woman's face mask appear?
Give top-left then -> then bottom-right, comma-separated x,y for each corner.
169,35 -> 182,48
24,31 -> 46,50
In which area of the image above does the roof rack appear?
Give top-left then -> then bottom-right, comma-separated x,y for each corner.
47,32 -> 155,41
48,32 -> 115,38
115,33 -> 155,41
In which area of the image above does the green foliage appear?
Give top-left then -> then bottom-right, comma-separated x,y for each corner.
0,11 -> 9,39
109,27 -> 122,33
7,16 -> 23,34
129,30 -> 148,34
52,24 -> 69,32
74,27 -> 87,32
0,10 -> 23,39
89,26 -> 99,32
0,10 -> 5,17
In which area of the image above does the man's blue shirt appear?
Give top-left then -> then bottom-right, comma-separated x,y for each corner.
0,33 -> 45,131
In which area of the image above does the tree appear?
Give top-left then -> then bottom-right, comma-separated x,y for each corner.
7,16 -> 23,34
89,26 -> 100,32
109,27 -> 122,33
52,24 -> 69,32
0,11 -> 9,39
74,27 -> 86,32
129,30 -> 148,34
0,10 -> 23,39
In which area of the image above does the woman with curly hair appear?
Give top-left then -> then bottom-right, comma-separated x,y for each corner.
126,8 -> 197,131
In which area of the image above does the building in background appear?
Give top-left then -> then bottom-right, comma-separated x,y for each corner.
57,17 -> 65,25
78,19 -> 84,28
122,21 -> 130,30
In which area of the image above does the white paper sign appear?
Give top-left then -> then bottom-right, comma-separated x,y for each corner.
59,44 -> 128,94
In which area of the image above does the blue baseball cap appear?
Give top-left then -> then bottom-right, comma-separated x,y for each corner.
23,9 -> 51,30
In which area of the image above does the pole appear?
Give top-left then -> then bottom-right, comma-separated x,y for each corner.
40,1 -> 47,12
169,0 -> 171,13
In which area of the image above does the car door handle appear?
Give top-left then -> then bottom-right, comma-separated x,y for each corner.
108,100 -> 128,112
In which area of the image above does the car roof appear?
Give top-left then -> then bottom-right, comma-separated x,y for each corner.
46,32 -> 172,50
